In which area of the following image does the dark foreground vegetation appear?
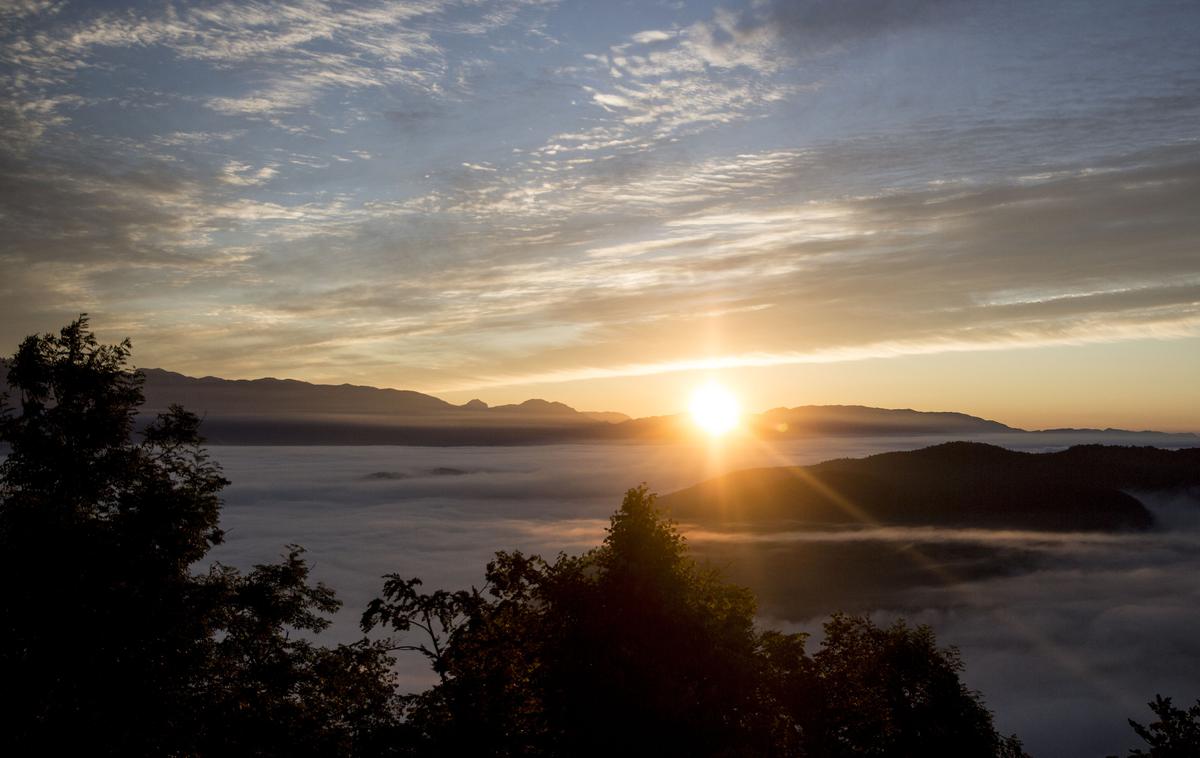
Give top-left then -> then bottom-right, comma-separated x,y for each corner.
0,318 -> 1194,756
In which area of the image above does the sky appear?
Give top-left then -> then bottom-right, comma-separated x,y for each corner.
2,0 -> 1199,428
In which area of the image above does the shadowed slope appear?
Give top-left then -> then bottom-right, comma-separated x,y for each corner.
660,442 -> 1200,532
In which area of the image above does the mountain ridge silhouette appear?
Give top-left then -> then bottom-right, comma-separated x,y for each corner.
3,361 -> 1196,445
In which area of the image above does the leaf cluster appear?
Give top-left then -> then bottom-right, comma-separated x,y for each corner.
1112,696 -> 1200,758
0,317 -> 402,755
363,486 -> 1027,757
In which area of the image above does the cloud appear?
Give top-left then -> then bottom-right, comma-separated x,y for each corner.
0,0 -> 62,20
202,441 -> 1200,756
0,0 -> 553,136
7,134 -> 1197,392
206,90 -> 318,116
575,6 -> 800,139
152,129 -> 244,147
1,0 -> 1198,397
219,161 -> 278,186
0,94 -> 83,153
383,142 -> 1200,391
630,29 -> 674,44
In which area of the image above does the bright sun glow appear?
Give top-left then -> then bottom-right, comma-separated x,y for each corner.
689,381 -> 741,436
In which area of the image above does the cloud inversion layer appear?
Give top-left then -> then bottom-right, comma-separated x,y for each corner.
208,440 -> 1200,758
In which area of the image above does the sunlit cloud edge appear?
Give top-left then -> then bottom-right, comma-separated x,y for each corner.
432,318 -> 1200,394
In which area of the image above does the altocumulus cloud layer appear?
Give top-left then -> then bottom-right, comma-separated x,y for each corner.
209,439 -> 1200,758
2,0 -> 1199,394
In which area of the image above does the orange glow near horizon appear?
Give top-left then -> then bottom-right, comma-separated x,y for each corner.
689,381 -> 741,437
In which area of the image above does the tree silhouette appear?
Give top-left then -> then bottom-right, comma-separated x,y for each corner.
1112,695 -> 1200,757
365,486 -> 1026,757
780,613 -> 1027,757
0,317 -> 400,756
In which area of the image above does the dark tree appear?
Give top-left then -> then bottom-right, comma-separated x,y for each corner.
190,547 -> 404,757
1112,696 -> 1200,758
365,486 -> 1026,757
0,317 -> 226,752
0,317 -> 400,755
776,613 -> 1027,757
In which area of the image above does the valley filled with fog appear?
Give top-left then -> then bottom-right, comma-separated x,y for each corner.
208,436 -> 1200,758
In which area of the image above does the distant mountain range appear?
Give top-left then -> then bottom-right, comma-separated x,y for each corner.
3,364 -> 1197,445
139,368 -> 628,424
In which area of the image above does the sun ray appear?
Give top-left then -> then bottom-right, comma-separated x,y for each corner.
690,381 -> 740,436
722,432 -> 1135,710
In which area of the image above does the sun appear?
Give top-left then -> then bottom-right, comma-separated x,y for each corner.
689,381 -> 741,437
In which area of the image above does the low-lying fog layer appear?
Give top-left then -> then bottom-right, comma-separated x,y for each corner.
207,435 -> 1200,758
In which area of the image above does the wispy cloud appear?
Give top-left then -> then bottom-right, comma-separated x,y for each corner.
1,0 -> 1198,411
1,0 -> 553,134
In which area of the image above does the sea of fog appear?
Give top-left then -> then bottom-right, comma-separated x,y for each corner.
206,435 -> 1200,758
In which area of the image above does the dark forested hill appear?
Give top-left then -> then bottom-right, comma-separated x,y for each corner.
661,442 -> 1200,532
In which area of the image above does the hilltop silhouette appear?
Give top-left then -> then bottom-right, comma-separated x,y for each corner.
6,361 -> 1192,445
658,442 -> 1200,618
661,441 -> 1200,532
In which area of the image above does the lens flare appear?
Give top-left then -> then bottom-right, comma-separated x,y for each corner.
689,381 -> 740,436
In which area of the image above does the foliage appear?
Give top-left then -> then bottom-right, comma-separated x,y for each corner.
0,317 -> 400,755
1113,696 -> 1200,757
782,613 -> 1027,757
364,486 -> 1026,757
